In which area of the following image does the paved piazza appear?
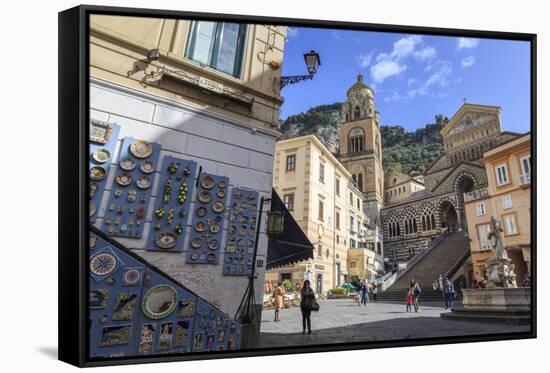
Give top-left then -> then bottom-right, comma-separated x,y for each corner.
259,299 -> 529,348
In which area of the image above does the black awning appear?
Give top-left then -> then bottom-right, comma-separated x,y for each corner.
266,188 -> 314,270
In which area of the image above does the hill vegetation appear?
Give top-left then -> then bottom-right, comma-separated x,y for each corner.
281,103 -> 448,174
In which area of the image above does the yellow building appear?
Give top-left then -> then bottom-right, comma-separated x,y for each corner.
89,15 -> 287,317
464,133 -> 531,284
267,134 -> 373,294
384,170 -> 426,204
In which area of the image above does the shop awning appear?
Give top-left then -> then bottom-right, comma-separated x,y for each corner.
266,189 -> 314,270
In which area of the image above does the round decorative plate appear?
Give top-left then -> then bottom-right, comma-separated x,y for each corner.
201,176 -> 215,190
207,253 -> 216,263
89,202 -> 96,217
247,192 -> 256,201
119,158 -> 136,171
198,190 -> 211,203
136,175 -> 152,189
130,140 -> 153,159
208,240 -> 218,250
140,160 -> 155,174
191,237 -> 202,248
196,206 -> 207,217
155,232 -> 178,249
90,252 -> 117,277
123,269 -> 141,285
210,223 -> 220,234
115,172 -> 133,187
142,285 -> 177,319
217,189 -> 225,198
92,148 -> 111,164
212,201 -> 225,213
90,166 -> 106,181
218,181 -> 226,189
190,252 -> 199,261
194,221 -> 206,232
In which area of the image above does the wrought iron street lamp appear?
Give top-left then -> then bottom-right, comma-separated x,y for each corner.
280,50 -> 321,89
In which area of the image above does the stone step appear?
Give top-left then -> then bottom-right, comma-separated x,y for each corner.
440,309 -> 531,325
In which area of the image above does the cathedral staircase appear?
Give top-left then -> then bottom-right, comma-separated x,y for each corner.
376,232 -> 470,302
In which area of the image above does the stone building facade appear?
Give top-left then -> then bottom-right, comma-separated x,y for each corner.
380,103 -> 521,270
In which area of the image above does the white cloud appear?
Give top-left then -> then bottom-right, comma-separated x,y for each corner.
414,46 -> 436,61
457,37 -> 479,50
461,55 -> 476,68
391,35 -> 423,59
407,78 -> 417,86
286,27 -> 299,38
356,52 -> 374,67
408,61 -> 452,97
371,60 -> 407,83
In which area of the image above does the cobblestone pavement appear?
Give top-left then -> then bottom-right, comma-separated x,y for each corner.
259,299 -> 529,348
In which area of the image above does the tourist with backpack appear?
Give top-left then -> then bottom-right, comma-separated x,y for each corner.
410,279 -> 421,312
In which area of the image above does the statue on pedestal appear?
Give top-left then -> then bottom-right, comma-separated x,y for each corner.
485,217 -> 517,288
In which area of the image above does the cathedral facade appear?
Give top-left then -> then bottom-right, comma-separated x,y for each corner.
380,103 -> 520,269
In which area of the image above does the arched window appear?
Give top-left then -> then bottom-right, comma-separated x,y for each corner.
354,107 -> 361,120
357,173 -> 363,192
349,127 -> 365,153
421,212 -> 436,231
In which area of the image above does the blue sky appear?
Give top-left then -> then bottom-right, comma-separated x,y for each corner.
280,27 -> 531,133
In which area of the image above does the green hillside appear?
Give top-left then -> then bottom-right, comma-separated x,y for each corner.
281,104 -> 448,175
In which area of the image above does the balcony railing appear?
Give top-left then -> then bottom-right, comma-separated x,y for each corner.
463,187 -> 489,202
519,173 -> 531,186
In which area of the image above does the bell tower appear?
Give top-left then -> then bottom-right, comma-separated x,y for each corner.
339,74 -> 384,228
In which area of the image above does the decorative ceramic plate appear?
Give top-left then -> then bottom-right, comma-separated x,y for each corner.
90,252 -> 117,277
191,237 -> 202,248
123,268 -> 142,285
130,140 -> 153,159
201,176 -> 215,190
115,172 -> 133,187
90,202 -> 96,217
90,166 -> 107,181
142,285 -> 177,319
190,252 -> 199,261
210,223 -> 220,233
90,121 -> 112,144
93,148 -> 111,164
136,175 -> 152,189
229,225 -> 236,234
198,190 -> 211,203
119,158 -> 136,171
218,181 -> 226,189
247,192 -> 256,201
194,221 -> 206,232
140,160 -> 155,174
196,206 -> 207,217
155,232 -> 178,249
208,240 -> 218,250
207,253 -> 216,263
212,201 -> 225,213
217,189 -> 225,198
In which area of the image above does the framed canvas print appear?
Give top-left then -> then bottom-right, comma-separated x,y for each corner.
58,4 -> 536,367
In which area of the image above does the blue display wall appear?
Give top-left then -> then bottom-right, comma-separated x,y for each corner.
186,173 -> 229,265
89,121 -> 120,223
223,187 -> 259,276
101,137 -> 161,238
89,229 -> 241,358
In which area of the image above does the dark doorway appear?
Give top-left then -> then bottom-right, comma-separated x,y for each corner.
316,274 -> 323,295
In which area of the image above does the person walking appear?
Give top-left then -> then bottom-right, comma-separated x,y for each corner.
300,280 -> 316,335
359,280 -> 369,306
372,282 -> 378,302
272,281 -> 285,322
443,277 -> 455,310
411,279 -> 421,312
405,288 -> 413,312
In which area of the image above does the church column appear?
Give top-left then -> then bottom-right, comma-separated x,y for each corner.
456,207 -> 463,231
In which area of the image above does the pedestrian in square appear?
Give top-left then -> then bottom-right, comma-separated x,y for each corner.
272,281 -> 285,322
411,279 -> 421,312
300,280 -> 315,335
372,282 -> 378,302
443,277 -> 455,310
405,288 -> 413,312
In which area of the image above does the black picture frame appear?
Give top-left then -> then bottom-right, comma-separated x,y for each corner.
58,4 -> 537,367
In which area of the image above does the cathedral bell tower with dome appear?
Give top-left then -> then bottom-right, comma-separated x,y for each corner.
339,74 -> 385,229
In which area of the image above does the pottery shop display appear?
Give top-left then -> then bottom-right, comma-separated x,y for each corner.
89,121 -> 120,224
191,299 -> 241,352
186,173 -> 229,265
146,156 -> 197,253
223,188 -> 259,276
101,137 -> 161,239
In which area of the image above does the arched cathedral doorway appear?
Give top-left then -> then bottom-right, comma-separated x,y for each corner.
439,200 -> 458,232
453,173 -> 477,232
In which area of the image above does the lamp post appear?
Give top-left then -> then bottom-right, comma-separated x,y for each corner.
280,50 -> 321,89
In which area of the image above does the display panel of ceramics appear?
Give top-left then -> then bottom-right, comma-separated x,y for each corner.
89,121 -> 120,223
101,137 -> 161,238
192,299 -> 241,352
146,156 -> 198,252
186,173 -> 229,265
89,230 -> 241,358
223,188 -> 259,276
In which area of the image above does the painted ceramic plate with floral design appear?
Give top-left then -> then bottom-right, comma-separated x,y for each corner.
130,140 -> 153,159
90,166 -> 107,181
115,172 -> 133,186
119,158 -> 136,171
92,148 -> 111,164
140,160 -> 155,174
155,232 -> 178,249
136,175 -> 152,189
200,176 -> 215,190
